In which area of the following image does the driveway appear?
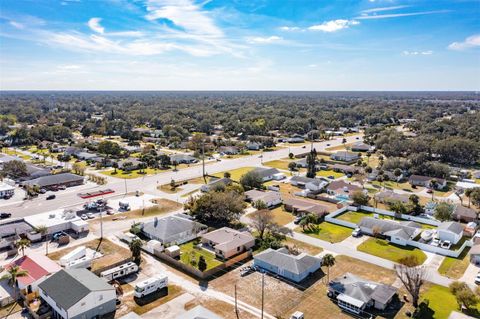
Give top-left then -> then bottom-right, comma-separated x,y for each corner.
141,293 -> 195,319
459,262 -> 480,289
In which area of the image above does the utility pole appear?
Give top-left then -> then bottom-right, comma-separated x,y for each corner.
234,284 -> 239,319
202,137 -> 206,183
261,273 -> 265,319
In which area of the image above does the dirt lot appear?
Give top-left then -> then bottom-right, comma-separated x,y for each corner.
47,238 -> 131,272
210,255 -> 399,318
101,199 -> 182,221
184,296 -> 257,319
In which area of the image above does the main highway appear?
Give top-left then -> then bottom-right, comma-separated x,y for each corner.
1,134 -> 363,219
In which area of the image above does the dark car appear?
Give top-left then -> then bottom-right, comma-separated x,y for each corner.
46,194 -> 56,200
294,216 -> 303,225
0,212 -> 12,219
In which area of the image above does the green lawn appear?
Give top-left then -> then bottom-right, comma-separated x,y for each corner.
295,222 -> 352,243
264,159 -> 293,171
316,170 -> 344,179
357,238 -> 427,264
336,210 -> 391,224
212,167 -> 255,181
370,180 -> 417,192
419,284 -> 480,319
101,168 -> 159,179
179,240 -> 223,271
438,248 -> 471,279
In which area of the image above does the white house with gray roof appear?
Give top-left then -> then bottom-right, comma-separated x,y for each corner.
252,167 -> 285,182
140,215 -> 207,246
437,221 -> 464,244
253,247 -> 321,283
358,217 -> 422,246
290,176 -> 329,193
244,189 -> 282,207
38,268 -> 116,319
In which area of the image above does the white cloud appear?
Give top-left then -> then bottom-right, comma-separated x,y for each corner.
88,18 -> 104,34
279,26 -> 301,31
58,64 -> 82,70
361,5 -> 410,14
246,36 -> 282,44
357,10 -> 449,20
9,21 -> 25,29
308,19 -> 359,32
448,34 -> 480,51
402,50 -> 433,56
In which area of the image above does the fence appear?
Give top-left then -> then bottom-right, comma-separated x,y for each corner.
325,206 -> 358,228
359,206 -> 440,226
407,238 -> 472,258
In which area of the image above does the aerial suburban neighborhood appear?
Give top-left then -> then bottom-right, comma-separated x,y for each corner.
1,1 -> 480,319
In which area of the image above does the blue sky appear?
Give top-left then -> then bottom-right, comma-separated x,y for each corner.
0,0 -> 479,90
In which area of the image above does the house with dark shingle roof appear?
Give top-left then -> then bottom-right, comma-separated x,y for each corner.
21,173 -> 84,190
38,268 -> 116,319
253,247 -> 322,283
452,205 -> 478,223
408,175 -> 447,189
252,167 -> 285,182
328,272 -> 397,314
141,215 -> 207,246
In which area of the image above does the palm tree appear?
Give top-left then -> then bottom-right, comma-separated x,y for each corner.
1,265 -> 28,300
129,238 -> 143,265
15,238 -> 31,256
322,254 -> 336,283
465,188 -> 473,208
429,179 -> 438,200
35,225 -> 49,255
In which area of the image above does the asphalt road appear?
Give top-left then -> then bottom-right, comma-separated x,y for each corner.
1,134 -> 363,219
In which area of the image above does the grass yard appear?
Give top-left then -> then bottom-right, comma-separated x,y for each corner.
316,170 -> 344,179
438,248 -> 471,279
212,167 -> 255,181
284,237 -> 323,255
270,206 -> 295,225
101,168 -> 159,179
48,238 -> 131,271
103,199 -> 182,221
179,240 -> 223,270
370,180 -> 418,193
296,222 -> 352,243
264,159 -> 293,171
357,238 -> 427,264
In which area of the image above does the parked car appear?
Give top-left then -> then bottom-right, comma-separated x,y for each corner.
426,189 -> 433,194
46,194 -> 56,200
441,240 -> 452,249
293,216 -> 303,225
475,272 -> 480,285
355,137 -> 359,140
290,311 -> 304,319
87,212 -> 95,219
52,231 -> 68,241
0,212 -> 12,219
58,185 -> 66,190
106,209 -> 115,215
81,214 -> 88,220
39,188 -> 47,194
326,144 -> 330,146
431,238 -> 440,247
328,175 -> 335,179
352,227 -> 361,237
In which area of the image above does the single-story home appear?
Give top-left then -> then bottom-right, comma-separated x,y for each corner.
200,178 -> 232,192
286,136 -> 305,143
244,189 -> 282,208
283,197 -> 330,217
0,182 -> 15,198
201,227 -> 255,259
141,215 -> 207,246
38,268 -> 116,319
331,164 -> 358,175
367,169 -> 401,182
326,180 -> 363,199
328,272 -> 397,314
253,247 -> 322,283
374,191 -> 410,205
76,151 -> 98,161
408,175 -> 447,190
170,154 -> 198,164
330,151 -> 359,162
246,142 -> 261,151
22,173 -> 84,190
424,202 -> 437,215
358,217 -> 422,246
437,221 -> 464,245
473,171 -> 480,179
469,244 -> 480,265
453,205 -> 478,223
290,176 -> 329,193
218,146 -> 240,155
351,142 -> 372,152
7,253 -> 61,297
294,158 -> 308,168
252,167 -> 285,182
117,158 -> 142,171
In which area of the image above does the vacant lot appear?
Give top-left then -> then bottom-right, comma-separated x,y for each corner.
48,238 -> 131,271
179,240 -> 223,270
213,167 -> 255,181
295,222 -> 352,243
101,168 -> 159,179
102,199 -> 182,221
438,247 -> 471,279
283,237 -> 323,256
117,285 -> 184,316
316,170 -> 344,179
357,238 -> 427,264
184,296 -> 256,319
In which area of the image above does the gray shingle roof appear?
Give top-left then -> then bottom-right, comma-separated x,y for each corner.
438,221 -> 464,235
176,305 -> 223,319
252,167 -> 280,179
38,269 -> 114,311
141,215 -> 206,242
358,217 -> 420,238
22,173 -> 84,188
254,247 -> 321,276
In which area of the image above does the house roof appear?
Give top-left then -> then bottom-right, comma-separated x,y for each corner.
332,151 -> 358,158
409,175 -> 446,185
254,247 -> 321,276
374,191 -> 410,204
329,273 -> 397,306
38,269 -> 114,311
331,164 -> 357,173
202,227 -> 254,252
290,176 -> 328,187
177,305 -> 224,319
8,253 -> 61,286
358,217 -> 420,239
141,215 -> 206,242
22,173 -> 84,188
0,220 -> 33,238
327,180 -> 361,193
438,221 -> 464,235
244,190 -> 281,204
454,205 -> 477,219
252,167 -> 280,179
283,197 -> 329,216
469,244 -> 480,255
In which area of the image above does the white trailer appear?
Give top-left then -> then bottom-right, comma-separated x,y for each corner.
60,246 -> 86,266
134,274 -> 168,298
64,256 -> 92,269
100,262 -> 139,282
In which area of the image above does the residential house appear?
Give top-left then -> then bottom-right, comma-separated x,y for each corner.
374,191 -> 410,205
22,173 -> 84,190
246,142 -> 261,151
252,167 -> 285,182
328,272 -> 397,314
453,205 -> 478,223
201,227 -> 255,259
117,158 -> 142,171
358,217 -> 422,246
24,164 -> 51,181
331,164 -> 358,175
253,247 -> 322,283
408,175 -> 447,190
367,169 -> 401,182
351,142 -> 372,152
200,178 -> 232,192
0,182 -> 15,198
7,253 -> 61,298
140,215 -> 207,246
177,306 -> 224,319
64,146 -> 82,157
244,189 -> 282,207
290,176 -> 329,193
286,136 -> 305,143
170,154 -> 198,164
0,154 -> 24,167
218,146 -> 239,155
283,197 -> 330,218
330,151 -> 359,162
38,268 -> 116,319
326,180 -> 363,199
76,152 -> 98,161
437,221 -> 464,245
294,158 -> 308,168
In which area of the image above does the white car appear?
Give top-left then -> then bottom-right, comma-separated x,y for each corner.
475,272 -> 480,285
352,228 -> 361,237
441,240 -> 452,249
431,238 -> 440,247
81,214 -> 88,220
87,212 -> 95,219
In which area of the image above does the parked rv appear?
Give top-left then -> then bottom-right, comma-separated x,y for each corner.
134,274 -> 168,298
100,262 -> 139,282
